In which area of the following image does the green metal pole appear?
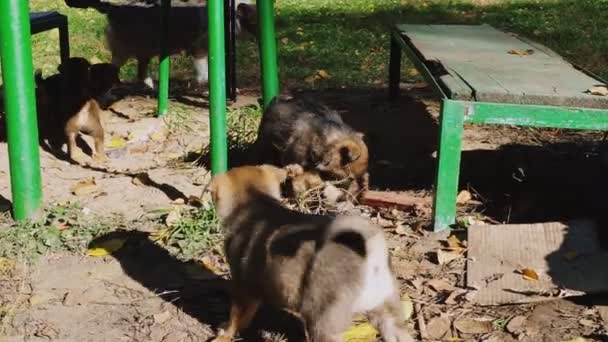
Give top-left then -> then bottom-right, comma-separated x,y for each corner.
208,0 -> 227,174
0,0 -> 43,220
257,0 -> 279,108
157,0 -> 170,116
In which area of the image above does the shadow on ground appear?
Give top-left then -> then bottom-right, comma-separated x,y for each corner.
91,230 -> 305,342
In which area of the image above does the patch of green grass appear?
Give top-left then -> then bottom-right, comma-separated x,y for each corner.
152,206 -> 222,261
18,0 -> 608,90
0,202 -> 114,262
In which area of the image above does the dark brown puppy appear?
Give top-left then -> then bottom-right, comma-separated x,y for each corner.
36,58 -> 120,163
209,164 -> 413,342
253,96 -> 370,198
103,1 -> 257,88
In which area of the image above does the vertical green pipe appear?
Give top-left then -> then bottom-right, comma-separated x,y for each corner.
257,0 -> 279,108
157,0 -> 170,116
432,100 -> 465,231
0,0 -> 43,220
208,0 -> 227,174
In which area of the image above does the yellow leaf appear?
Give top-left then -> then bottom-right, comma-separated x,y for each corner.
401,294 -> 414,320
407,68 -> 419,77
588,86 -> 608,96
317,70 -> 331,79
447,234 -> 465,251
456,190 -> 472,204
150,227 -> 171,242
413,81 -> 428,89
520,268 -> 539,281
201,256 -> 222,275
343,322 -> 377,342
0,257 -> 15,273
508,49 -> 534,56
87,238 -> 126,256
70,178 -> 100,196
105,134 -> 127,148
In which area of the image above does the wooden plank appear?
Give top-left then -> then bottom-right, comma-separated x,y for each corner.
396,24 -> 608,108
460,100 -> 608,130
467,220 -> 608,305
360,190 -> 430,211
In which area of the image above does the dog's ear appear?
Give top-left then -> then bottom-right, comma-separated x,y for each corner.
338,140 -> 361,167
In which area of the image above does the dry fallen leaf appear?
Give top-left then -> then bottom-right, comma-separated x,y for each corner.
578,318 -> 596,327
342,321 -> 377,342
70,178 -> 100,196
394,225 -> 409,236
201,256 -> 222,275
506,315 -> 527,334
401,295 -> 414,320
154,310 -> 172,325
426,279 -> 453,292
87,238 -> 126,256
562,338 -> 589,342
105,134 -> 127,148
165,208 -> 182,227
508,49 -> 534,56
149,130 -> 167,142
426,316 -> 451,340
456,190 -> 472,204
587,86 -> 608,96
413,81 -> 429,89
317,69 -> 331,79
453,318 -> 493,334
444,289 -> 468,305
437,249 -> 462,265
0,257 -> 15,273
407,68 -> 419,77
446,235 -> 466,252
520,268 -> 539,281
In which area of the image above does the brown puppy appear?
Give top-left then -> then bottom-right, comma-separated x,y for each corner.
36,58 -> 120,163
103,1 -> 257,89
253,96 -> 370,198
209,165 -> 413,342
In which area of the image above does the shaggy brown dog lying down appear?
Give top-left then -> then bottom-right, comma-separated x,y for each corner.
252,96 -> 370,198
209,165 -> 413,342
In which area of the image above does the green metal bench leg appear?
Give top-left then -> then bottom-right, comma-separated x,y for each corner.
256,0 -> 279,108
157,0 -> 170,116
433,100 -> 465,231
208,0 -> 228,175
58,15 -> 69,65
388,34 -> 401,100
0,0 -> 43,220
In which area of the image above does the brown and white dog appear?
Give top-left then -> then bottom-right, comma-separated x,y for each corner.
36,57 -> 121,163
102,0 -> 257,89
209,164 -> 413,342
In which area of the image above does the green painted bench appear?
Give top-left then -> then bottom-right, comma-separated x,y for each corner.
388,24 -> 608,231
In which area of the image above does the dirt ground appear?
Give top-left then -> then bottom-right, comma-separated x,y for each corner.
1,82 -> 608,341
